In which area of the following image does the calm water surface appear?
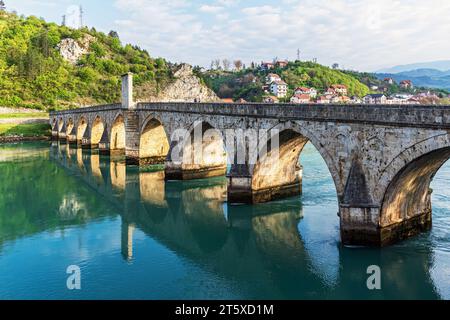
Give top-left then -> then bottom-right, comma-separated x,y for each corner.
0,141 -> 449,299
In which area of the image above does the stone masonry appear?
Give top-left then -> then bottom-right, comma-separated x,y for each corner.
50,74 -> 450,247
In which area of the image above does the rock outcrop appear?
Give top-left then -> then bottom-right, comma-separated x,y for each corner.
149,64 -> 220,102
58,35 -> 94,64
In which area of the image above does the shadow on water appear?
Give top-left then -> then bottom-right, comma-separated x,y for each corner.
0,141 -> 445,299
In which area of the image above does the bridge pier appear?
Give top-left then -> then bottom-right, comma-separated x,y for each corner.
67,134 -> 77,145
227,165 -> 303,204
339,205 -> 432,247
51,129 -> 59,140
81,138 -> 92,149
165,162 -> 227,180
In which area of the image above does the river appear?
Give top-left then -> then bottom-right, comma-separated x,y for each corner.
0,141 -> 449,299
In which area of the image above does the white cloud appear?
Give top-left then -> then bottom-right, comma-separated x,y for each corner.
109,0 -> 450,71
199,5 -> 223,14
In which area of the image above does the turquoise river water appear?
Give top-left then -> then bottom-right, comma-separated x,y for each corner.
0,141 -> 449,299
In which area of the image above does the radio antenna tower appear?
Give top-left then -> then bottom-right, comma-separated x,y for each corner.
79,5 -> 84,28
62,15 -> 66,26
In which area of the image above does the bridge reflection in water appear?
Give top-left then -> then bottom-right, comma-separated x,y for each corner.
35,141 -> 442,299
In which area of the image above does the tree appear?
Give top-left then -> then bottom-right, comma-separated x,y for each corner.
332,63 -> 339,69
0,1 -> 5,10
233,60 -> 243,71
222,59 -> 231,71
108,30 -> 119,38
213,59 -> 221,70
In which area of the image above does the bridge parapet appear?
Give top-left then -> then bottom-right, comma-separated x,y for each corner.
136,102 -> 450,128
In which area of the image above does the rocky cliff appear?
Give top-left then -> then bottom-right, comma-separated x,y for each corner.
147,64 -> 220,103
58,35 -> 94,65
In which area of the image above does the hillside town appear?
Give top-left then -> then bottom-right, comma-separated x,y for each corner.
219,59 -> 449,105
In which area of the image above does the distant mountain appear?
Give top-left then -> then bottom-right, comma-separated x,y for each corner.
377,60 -> 450,73
375,69 -> 450,90
398,68 -> 450,78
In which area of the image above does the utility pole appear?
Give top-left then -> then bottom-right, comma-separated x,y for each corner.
79,5 -> 84,28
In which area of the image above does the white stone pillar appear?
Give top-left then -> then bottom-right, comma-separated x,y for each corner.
121,73 -> 134,109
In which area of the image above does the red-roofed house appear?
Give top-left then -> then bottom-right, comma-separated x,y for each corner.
294,87 -> 317,98
265,73 -> 281,84
290,94 -> 311,104
263,96 -> 279,103
330,84 -> 348,96
261,62 -> 275,71
400,80 -> 413,89
276,60 -> 289,68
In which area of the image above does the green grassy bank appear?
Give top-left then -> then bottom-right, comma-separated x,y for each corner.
0,123 -> 51,137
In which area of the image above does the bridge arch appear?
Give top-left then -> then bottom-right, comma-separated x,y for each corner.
91,115 -> 105,147
166,120 -> 227,180
250,121 -> 341,202
66,118 -> 74,137
52,118 -> 57,131
110,113 -> 126,153
184,121 -> 227,169
76,117 -> 88,142
376,134 -> 450,235
58,118 -> 64,133
139,116 -> 170,165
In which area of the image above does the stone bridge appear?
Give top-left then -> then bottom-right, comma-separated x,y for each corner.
49,73 -> 450,246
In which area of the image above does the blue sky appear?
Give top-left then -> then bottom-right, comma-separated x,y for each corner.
6,0 -> 450,71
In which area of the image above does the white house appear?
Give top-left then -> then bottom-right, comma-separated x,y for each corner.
330,84 -> 348,96
270,80 -> 288,98
290,94 -> 311,104
294,87 -> 317,98
350,96 -> 362,104
317,95 -> 333,104
363,94 -> 387,104
265,73 -> 281,84
263,95 -> 279,103
261,62 -> 275,71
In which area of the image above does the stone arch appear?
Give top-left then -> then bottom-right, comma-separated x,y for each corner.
58,118 -> 64,132
139,116 -> 170,165
66,118 -> 74,136
166,120 -> 227,180
251,121 -> 342,200
377,134 -> 450,229
52,118 -> 57,131
77,117 -> 88,142
183,121 -> 227,169
110,113 -> 126,153
91,115 -> 105,147
251,129 -> 308,192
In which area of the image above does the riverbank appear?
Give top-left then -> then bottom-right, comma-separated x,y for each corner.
0,108 -> 50,143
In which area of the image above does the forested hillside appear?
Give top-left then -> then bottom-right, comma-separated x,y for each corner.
201,61 -> 371,102
0,11 -> 172,110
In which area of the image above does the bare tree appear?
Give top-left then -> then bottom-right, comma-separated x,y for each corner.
213,59 -> 221,70
233,60 -> 243,71
222,59 -> 231,71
